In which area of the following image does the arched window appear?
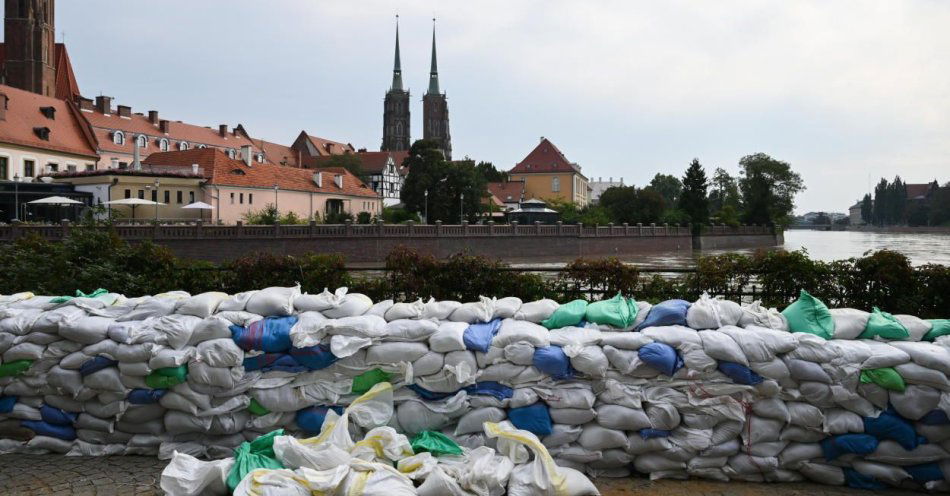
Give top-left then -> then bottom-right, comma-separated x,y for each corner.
179,141 -> 189,150
227,149 -> 236,159
136,135 -> 147,148
256,154 -> 264,163
197,144 -> 206,149
159,138 -> 169,152
113,131 -> 125,145
551,176 -> 560,193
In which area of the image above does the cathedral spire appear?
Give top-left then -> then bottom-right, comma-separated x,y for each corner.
391,15 -> 403,91
427,18 -> 440,95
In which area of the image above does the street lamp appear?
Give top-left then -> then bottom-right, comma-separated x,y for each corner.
274,184 -> 279,213
153,179 -> 160,224
12,173 -> 20,222
460,192 -> 464,224
424,189 -> 428,224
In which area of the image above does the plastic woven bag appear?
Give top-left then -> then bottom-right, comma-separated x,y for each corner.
859,368 -> 906,392
781,290 -> 834,339
145,364 -> 188,389
352,368 -> 392,395
584,293 -> 637,329
410,431 -> 463,456
542,300 -> 588,330
859,307 -> 909,340
924,319 -> 950,341
0,359 -> 32,378
226,429 -> 286,491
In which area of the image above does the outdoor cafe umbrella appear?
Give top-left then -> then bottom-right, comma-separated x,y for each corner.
105,198 -> 165,221
181,201 -> 213,223
27,196 -> 84,222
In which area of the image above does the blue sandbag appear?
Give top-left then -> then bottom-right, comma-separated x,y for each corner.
464,382 -> 514,401
635,299 -> 691,330
243,353 -> 305,372
864,409 -> 920,450
532,346 -> 573,380
919,409 -> 950,425
127,388 -> 167,405
21,420 -> 77,441
508,403 -> 552,436
844,468 -> 886,490
821,434 -> 879,461
295,405 -> 344,434
230,316 -> 297,353
407,384 -> 457,401
79,355 -> 118,376
289,344 -> 338,371
40,405 -> 78,426
905,463 -> 945,483
639,429 -> 671,439
0,396 -> 16,414
638,342 -> 684,377
717,361 -> 764,385
463,319 -> 502,353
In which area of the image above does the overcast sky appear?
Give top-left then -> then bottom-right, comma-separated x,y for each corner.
20,1 -> 949,213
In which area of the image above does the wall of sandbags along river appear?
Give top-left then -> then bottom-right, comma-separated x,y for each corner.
0,286 -> 949,494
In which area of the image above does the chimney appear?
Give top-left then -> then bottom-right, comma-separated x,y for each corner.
609,177 -> 612,183
117,105 -> 132,118
191,163 -> 199,175
95,95 -> 112,114
240,145 -> 252,166
78,97 -> 94,111
219,124 -> 227,137
110,158 -> 118,169
0,93 -> 6,121
540,136 -> 545,142
313,172 -> 323,188
159,119 -> 170,134
148,110 -> 159,124
133,140 -> 141,170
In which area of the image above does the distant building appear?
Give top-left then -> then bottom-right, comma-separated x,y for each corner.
381,20 -> 410,153
422,23 -> 451,160
508,137 -> 589,207
589,176 -> 624,204
487,180 -> 525,212
507,198 -> 559,225
290,131 -> 356,169
849,201 -> 866,225
311,150 -> 408,207
906,182 -> 938,203
0,0 -> 81,101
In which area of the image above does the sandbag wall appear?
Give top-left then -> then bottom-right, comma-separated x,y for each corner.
0,287 -> 949,491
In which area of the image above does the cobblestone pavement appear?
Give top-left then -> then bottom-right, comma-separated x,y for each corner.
0,454 -> 924,495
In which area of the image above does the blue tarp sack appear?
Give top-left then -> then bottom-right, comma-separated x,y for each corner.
635,299 -> 691,330
508,403 -> 553,436
821,434 -> 879,460
905,463 -> 945,483
638,342 -> 684,377
639,429 -> 671,440
296,405 -> 344,434
718,361 -> 764,385
463,319 -> 502,353
128,388 -> 167,405
230,315 -> 297,353
40,405 -> 78,426
21,420 -> 77,441
863,409 -> 920,450
0,396 -> 16,414
407,384 -> 457,401
844,468 -> 886,490
79,355 -> 117,376
919,409 -> 950,425
532,346 -> 573,380
289,344 -> 337,371
465,382 -> 514,401
243,353 -> 305,373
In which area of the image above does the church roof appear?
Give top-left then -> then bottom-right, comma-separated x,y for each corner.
0,84 -> 98,159
509,138 -> 584,178
0,43 -> 81,101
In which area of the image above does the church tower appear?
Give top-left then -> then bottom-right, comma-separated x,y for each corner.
423,19 -> 451,160
3,0 -> 57,97
381,16 -> 410,152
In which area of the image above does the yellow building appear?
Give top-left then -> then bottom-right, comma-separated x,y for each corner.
508,138 -> 589,207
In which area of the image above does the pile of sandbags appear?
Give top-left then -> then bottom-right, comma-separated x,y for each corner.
0,286 -> 949,493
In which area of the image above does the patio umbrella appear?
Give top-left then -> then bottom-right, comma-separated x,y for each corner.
105,198 -> 165,221
182,201 -> 213,223
27,196 -> 85,222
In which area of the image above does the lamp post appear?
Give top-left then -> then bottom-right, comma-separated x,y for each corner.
424,189 -> 428,224
274,184 -> 279,213
460,192 -> 464,224
12,173 -> 20,222
153,179 -> 160,224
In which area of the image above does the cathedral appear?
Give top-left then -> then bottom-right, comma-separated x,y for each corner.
0,0 -> 80,100
381,19 -> 451,160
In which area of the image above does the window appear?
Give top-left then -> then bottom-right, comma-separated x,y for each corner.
85,164 -> 95,171
137,135 -> 147,148
551,176 -> 560,193
113,131 -> 125,145
189,191 -> 195,203
197,144 -> 206,149
151,189 -> 157,202
119,161 -> 128,169
177,191 -> 183,204
227,149 -> 236,159
23,159 -> 35,177
159,138 -> 169,152
0,157 -> 7,179
239,193 -> 244,204
248,193 -> 253,204
47,163 -> 58,173
230,192 -> 235,204
180,142 -> 189,150
138,190 -> 144,199
256,154 -> 264,163
125,189 -> 131,199
67,164 -> 76,173
164,191 -> 170,204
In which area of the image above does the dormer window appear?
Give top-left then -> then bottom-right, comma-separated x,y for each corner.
180,141 -> 189,150
256,154 -> 264,163
197,144 -> 206,149
136,135 -> 147,148
113,130 -> 125,145
227,149 -> 236,159
34,127 -> 51,140
159,138 -> 169,151
229,168 -> 246,175
40,106 -> 55,119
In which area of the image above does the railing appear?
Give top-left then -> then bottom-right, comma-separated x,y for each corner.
0,220 -> 774,242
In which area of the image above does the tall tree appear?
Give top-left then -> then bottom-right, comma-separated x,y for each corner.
860,193 -> 872,224
678,158 -> 709,226
400,140 -> 486,223
709,167 -> 740,214
872,178 -> 888,226
647,173 -> 682,209
473,161 -> 508,183
599,186 -> 666,225
737,153 -> 804,226
929,182 -> 950,226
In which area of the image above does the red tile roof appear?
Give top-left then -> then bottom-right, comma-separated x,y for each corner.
509,138 -> 583,176
0,43 -> 80,101
0,84 -> 98,159
487,180 -> 525,204
143,148 -> 378,197
303,133 -> 355,157
905,183 -> 936,200
251,138 -> 299,167
311,150 -> 409,175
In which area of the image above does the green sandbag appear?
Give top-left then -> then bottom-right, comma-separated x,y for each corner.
924,319 -> 950,342
0,360 -> 33,378
352,368 -> 391,395
781,290 -> 835,340
145,365 -> 188,389
859,307 -> 909,340
50,288 -> 109,304
410,430 -> 463,456
226,429 -> 285,491
247,398 -> 270,416
585,293 -> 638,328
860,367 -> 906,392
541,299 -> 588,330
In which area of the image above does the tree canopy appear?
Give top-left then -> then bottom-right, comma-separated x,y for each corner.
737,153 -> 804,226
647,173 -> 682,209
400,140 -> 488,223
678,158 -> 709,227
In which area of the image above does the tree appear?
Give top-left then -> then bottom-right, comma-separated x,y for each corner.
678,158 -> 709,227
400,140 -> 486,223
709,167 -> 740,214
872,178 -> 888,226
599,186 -> 666,225
321,153 -> 363,178
929,183 -> 950,226
737,153 -> 804,226
812,212 -> 831,225
860,194 -> 872,225
473,161 -> 508,183
647,173 -> 682,209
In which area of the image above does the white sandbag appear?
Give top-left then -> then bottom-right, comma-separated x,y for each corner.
58,316 -> 114,345
514,299 -> 559,323
595,405 -> 651,431
196,338 -> 243,368
365,342 -> 429,364
504,342 -> 537,366
294,287 -> 346,312
493,319 -> 550,348
890,385 -> 941,420
852,460 -> 911,485
153,315 -> 202,350
738,301 -> 788,330
322,293 -> 373,319
895,362 -> 950,390
687,294 -> 742,329
823,409 -> 864,434
599,332 -> 652,350
455,407 -> 506,435
160,451 -> 233,496
866,440 -> 950,465
245,285 -> 300,317
449,297 -> 495,324
412,352 -> 445,376
2,342 -> 44,361
382,319 -> 439,342
365,299 -> 394,318
428,321 -> 468,352
578,424 -> 628,451
216,290 -> 257,312
699,330 -> 748,366
175,292 -> 228,318
570,346 -> 609,377
421,298 -> 462,320
896,314 -> 932,342
828,308 -> 870,340
890,341 -> 950,376
493,297 -> 523,320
